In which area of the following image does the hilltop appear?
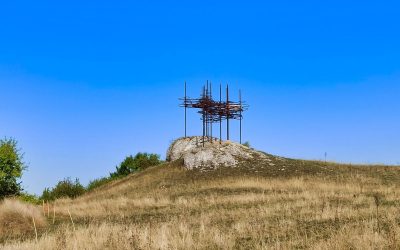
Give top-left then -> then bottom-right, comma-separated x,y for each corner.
166,137 -> 399,184
167,136 -> 269,170
1,139 -> 400,249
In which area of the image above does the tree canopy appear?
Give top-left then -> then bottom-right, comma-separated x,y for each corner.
0,138 -> 26,198
111,152 -> 161,178
41,177 -> 85,201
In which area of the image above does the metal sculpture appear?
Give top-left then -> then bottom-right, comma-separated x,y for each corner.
180,81 -> 248,146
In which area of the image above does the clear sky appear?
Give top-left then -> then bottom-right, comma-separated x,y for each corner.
1,1 -> 399,195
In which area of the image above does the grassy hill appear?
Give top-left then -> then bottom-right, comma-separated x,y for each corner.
2,153 -> 400,249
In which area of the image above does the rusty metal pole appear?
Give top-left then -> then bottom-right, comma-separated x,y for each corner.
184,81 -> 187,138
202,85 -> 205,147
239,89 -> 242,144
226,84 -> 230,141
219,83 -> 222,144
179,81 -> 247,146
206,80 -> 209,140
210,82 -> 213,143
205,81 -> 208,140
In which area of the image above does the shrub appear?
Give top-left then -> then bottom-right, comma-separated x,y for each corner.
111,153 -> 161,178
41,178 -> 85,201
0,199 -> 46,238
87,176 -> 113,191
19,192 -> 41,205
41,187 -> 53,201
0,138 -> 27,198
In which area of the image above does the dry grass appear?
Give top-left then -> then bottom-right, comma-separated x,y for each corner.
2,157 -> 400,249
0,199 -> 47,239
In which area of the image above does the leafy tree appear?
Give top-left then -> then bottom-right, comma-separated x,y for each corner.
41,178 -> 85,200
0,138 -> 26,198
111,153 -> 161,178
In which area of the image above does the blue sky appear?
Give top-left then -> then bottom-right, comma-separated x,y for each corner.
1,1 -> 399,194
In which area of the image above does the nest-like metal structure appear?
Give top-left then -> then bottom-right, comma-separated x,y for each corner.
180,81 -> 248,146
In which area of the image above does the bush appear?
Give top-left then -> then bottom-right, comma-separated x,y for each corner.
111,153 -> 161,178
87,176 -> 113,191
18,192 -> 41,205
0,138 -> 26,198
40,152 -> 163,197
0,199 -> 46,238
41,187 -> 53,201
41,178 -> 85,201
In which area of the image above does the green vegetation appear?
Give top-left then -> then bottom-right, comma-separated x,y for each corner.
39,152 -> 162,200
86,152 -> 162,193
18,192 -> 41,205
41,178 -> 85,201
86,176 -> 113,191
87,153 -> 162,192
0,138 -> 26,199
111,152 -> 161,178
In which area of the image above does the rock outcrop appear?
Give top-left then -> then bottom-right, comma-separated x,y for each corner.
166,136 -> 268,170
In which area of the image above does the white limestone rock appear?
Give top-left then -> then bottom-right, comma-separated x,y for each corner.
166,136 -> 268,170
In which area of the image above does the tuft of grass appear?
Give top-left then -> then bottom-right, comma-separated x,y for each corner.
0,199 -> 47,240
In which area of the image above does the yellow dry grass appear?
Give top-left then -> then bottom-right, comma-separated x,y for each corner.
0,199 -> 47,239
2,160 -> 400,249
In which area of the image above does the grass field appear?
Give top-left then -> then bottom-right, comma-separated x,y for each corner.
1,153 -> 400,249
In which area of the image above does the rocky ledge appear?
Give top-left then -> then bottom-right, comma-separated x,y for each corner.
166,136 -> 269,170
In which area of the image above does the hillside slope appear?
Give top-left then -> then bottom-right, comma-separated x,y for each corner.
2,145 -> 400,249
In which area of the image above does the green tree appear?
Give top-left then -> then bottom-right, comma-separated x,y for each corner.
41,178 -> 85,200
111,152 -> 161,178
0,138 -> 26,198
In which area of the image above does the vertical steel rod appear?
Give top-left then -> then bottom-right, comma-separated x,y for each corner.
210,82 -> 212,143
219,83 -> 222,144
239,89 -> 242,144
184,81 -> 187,138
226,84 -> 230,141
202,85 -> 205,147
206,80 -> 208,140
